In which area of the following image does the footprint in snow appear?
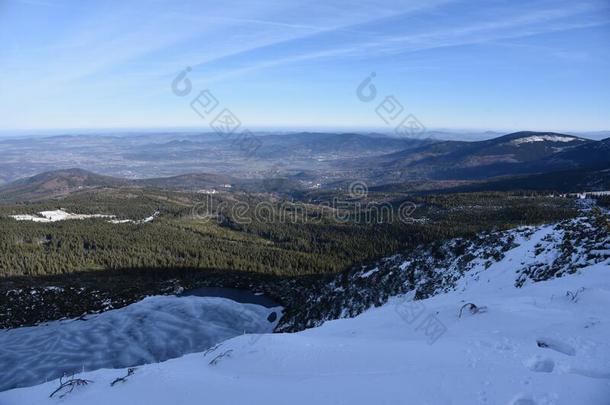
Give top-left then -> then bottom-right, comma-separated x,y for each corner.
536,337 -> 576,356
566,367 -> 610,380
508,394 -> 537,405
524,356 -> 554,373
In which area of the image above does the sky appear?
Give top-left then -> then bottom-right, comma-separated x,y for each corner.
0,0 -> 609,134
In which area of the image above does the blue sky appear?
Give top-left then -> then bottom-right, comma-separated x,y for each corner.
0,0 -> 609,133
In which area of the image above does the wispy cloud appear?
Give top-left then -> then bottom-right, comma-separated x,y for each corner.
1,0 -> 608,130
182,0 -> 610,81
14,0 -> 60,7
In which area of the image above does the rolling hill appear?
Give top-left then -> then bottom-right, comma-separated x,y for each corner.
0,169 -> 130,201
362,131 -> 602,182
0,169 -> 235,202
1,132 -> 607,201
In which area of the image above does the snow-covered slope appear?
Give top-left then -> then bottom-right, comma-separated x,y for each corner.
1,214 -> 609,404
1,264 -> 608,404
279,209 -> 609,331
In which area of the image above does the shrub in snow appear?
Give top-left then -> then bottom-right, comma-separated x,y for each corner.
110,368 -> 137,387
458,302 -> 487,318
565,287 -> 585,303
49,373 -> 93,399
208,349 -> 233,366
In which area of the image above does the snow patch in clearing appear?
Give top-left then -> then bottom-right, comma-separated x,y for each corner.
10,209 -> 160,224
10,210 -> 114,223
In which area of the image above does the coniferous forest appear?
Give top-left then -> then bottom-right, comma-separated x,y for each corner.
0,188 -> 578,278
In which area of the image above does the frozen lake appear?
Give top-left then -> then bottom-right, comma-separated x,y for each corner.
0,292 -> 282,392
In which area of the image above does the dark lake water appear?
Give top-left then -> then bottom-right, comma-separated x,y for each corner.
179,287 -> 280,308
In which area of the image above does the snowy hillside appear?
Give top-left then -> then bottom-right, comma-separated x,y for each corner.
1,209 -> 608,404
279,208 -> 610,331
1,260 -> 609,404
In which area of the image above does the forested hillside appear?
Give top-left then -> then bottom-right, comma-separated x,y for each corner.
0,190 -> 578,278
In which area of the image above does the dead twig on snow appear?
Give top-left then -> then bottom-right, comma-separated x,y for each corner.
110,368 -> 137,386
209,349 -> 233,366
49,373 -> 93,398
566,287 -> 585,302
459,302 -> 487,318
203,343 -> 222,357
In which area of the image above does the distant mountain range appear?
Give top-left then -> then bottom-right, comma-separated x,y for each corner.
355,131 -> 609,182
0,131 -> 608,201
121,132 -> 432,161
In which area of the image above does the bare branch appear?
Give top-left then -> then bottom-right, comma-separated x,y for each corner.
110,368 -> 137,387
49,372 -> 93,398
208,349 -> 233,366
459,302 -> 487,318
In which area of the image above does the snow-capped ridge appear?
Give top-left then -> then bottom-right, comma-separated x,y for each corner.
510,135 -> 585,145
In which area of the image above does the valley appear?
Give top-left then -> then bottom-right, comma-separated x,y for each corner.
1,131 -> 608,194
3,1 -> 609,402
0,130 -> 608,402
